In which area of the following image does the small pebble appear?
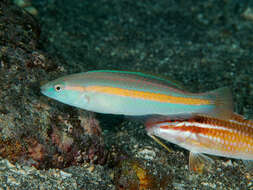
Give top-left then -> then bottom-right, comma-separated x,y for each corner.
87,165 -> 95,173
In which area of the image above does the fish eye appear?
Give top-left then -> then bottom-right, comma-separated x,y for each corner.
54,84 -> 62,92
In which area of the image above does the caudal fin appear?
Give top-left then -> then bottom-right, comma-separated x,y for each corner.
202,87 -> 234,120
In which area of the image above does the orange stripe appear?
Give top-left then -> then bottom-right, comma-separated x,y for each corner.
86,86 -> 211,105
158,119 -> 253,153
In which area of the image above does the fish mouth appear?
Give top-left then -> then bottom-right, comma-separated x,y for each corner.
40,83 -> 50,96
144,120 -> 157,134
40,85 -> 46,95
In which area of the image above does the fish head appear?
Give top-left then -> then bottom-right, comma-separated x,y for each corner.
40,77 -> 89,109
145,117 -> 177,135
145,119 -> 165,136
145,119 -> 185,142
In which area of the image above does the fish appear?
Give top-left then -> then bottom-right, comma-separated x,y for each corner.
145,114 -> 253,173
41,70 -> 233,118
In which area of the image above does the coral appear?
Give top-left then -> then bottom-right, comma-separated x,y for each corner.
26,139 -> 46,161
79,112 -> 102,137
0,137 -> 47,169
51,127 -> 73,153
114,159 -> 172,190
0,138 -> 25,163
0,97 -> 107,170
46,112 -> 108,168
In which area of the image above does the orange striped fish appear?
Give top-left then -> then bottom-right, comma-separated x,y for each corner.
145,114 -> 253,173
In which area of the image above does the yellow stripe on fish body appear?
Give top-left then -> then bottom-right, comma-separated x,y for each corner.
41,70 -> 233,118
86,86 -> 211,105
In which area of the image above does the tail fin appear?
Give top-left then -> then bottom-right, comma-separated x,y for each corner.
202,87 -> 234,120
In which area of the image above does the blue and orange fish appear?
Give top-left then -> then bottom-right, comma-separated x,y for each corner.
41,70 -> 233,119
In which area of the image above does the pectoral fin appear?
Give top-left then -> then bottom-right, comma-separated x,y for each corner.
149,135 -> 173,153
189,152 -> 214,174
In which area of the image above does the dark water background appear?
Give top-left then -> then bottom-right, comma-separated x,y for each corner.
34,0 -> 253,114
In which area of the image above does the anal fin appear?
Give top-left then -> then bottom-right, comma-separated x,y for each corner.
189,152 -> 214,174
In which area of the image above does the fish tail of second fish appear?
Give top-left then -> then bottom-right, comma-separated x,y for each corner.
200,87 -> 234,120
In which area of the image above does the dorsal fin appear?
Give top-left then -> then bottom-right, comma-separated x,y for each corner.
87,70 -> 187,90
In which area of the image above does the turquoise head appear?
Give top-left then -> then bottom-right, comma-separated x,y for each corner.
40,76 -> 89,109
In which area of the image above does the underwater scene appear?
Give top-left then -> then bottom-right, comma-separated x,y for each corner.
0,0 -> 253,189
